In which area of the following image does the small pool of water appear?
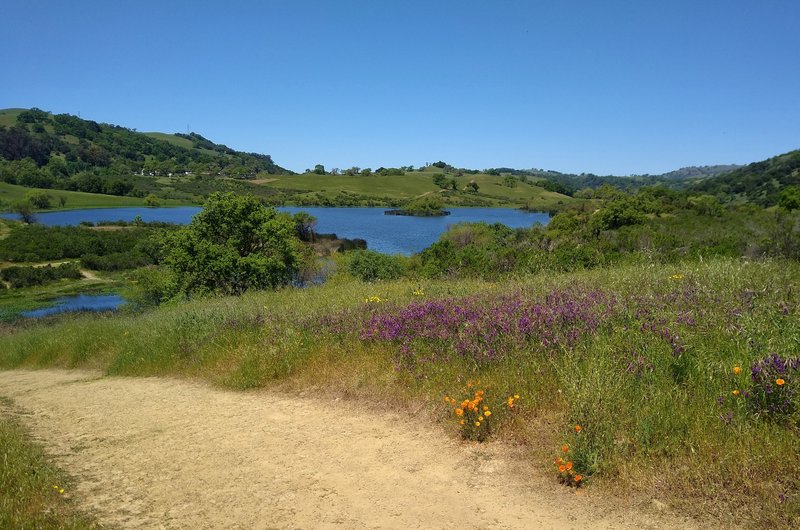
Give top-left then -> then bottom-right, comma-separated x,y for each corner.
22,294 -> 125,318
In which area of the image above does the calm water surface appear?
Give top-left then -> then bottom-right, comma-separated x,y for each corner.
2,206 -> 549,254
21,294 -> 125,318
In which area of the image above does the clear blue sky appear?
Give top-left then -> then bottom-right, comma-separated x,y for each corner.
2,1 -> 798,174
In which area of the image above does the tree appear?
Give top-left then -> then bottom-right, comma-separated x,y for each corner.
779,186 -> 800,211
24,190 -> 52,209
466,180 -> 479,192
144,194 -> 161,207
313,164 -> 326,175
162,193 -> 300,296
12,201 -> 36,224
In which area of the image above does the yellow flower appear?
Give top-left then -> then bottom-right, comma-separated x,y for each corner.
731,389 -> 740,397
59,489 -> 64,494
478,416 -> 484,421
776,378 -> 785,386
484,410 -> 492,417
733,366 -> 742,375
474,421 -> 481,427
443,395 -> 450,403
483,405 -> 489,411
514,394 -> 520,399
460,419 -> 465,425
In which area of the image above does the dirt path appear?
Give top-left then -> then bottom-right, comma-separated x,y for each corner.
0,370 -> 693,529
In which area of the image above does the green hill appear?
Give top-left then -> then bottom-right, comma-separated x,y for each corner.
690,149 -> 800,206
0,107 -> 290,205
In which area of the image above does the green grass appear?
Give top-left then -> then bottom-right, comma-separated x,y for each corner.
259,170 -> 573,209
0,182 -> 190,211
0,398 -> 99,529
0,108 -> 26,128
0,259 -> 798,527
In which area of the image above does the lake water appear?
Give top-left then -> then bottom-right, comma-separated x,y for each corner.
2,206 -> 549,255
21,294 -> 125,318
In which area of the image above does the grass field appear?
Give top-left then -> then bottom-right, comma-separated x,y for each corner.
258,169 -> 573,209
0,182 -> 190,212
1,258 -> 797,528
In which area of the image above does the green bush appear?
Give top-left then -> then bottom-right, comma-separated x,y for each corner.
346,250 -> 406,281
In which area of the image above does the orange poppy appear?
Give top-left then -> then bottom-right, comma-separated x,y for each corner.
562,444 -> 569,453
559,465 -> 566,473
575,475 -> 583,482
566,461 -> 573,470
575,424 -> 582,433
776,379 -> 785,386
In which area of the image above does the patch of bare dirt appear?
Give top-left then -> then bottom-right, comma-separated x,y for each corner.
0,370 -> 697,529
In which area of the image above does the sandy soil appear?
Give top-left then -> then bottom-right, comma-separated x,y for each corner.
0,370 -> 695,529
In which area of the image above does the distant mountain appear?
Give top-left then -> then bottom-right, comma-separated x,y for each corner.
0,107 -> 289,198
690,149 -> 800,206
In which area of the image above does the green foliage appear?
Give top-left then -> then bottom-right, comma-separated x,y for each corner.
0,224 -> 161,264
692,149 -> 800,206
588,198 -> 646,232
346,250 -> 406,281
0,263 -> 82,288
402,194 -> 445,215
163,193 -> 300,296
23,190 -> 51,209
779,185 -> 800,211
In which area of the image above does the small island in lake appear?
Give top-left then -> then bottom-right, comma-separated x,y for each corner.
385,195 -> 450,216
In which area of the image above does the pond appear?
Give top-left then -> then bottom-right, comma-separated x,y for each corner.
21,294 -> 126,318
2,206 -> 550,255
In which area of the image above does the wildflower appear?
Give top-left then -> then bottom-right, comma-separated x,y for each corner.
483,405 -> 489,411
574,424 -> 582,433
556,457 -> 564,465
776,378 -> 785,386
574,475 -> 583,482
566,461 -> 573,470
475,421 -> 481,427
455,408 -> 464,416
507,397 -> 514,407
559,465 -> 566,473
561,444 -> 569,453
484,410 -> 492,417
444,396 -> 450,403
59,489 -> 64,494
733,366 -> 742,375
459,419 -> 465,425
514,394 -> 520,399
478,416 -> 484,421
731,389 -> 740,397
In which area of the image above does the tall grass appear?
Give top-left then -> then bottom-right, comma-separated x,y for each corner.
1,259 -> 798,527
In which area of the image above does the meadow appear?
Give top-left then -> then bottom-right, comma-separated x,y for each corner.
0,258 -> 797,528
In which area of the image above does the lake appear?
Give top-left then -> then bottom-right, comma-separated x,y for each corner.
21,294 -> 126,318
2,206 -> 550,255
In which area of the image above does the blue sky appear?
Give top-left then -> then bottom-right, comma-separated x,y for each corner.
2,1 -> 798,174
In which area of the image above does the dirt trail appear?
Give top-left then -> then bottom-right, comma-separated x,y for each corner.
0,370 -> 692,529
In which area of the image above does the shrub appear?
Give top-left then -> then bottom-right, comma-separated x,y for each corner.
346,250 -> 405,281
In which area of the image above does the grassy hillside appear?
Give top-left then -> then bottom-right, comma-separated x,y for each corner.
0,182 -> 188,211
0,259 -> 797,528
258,168 -> 573,209
691,149 -> 800,206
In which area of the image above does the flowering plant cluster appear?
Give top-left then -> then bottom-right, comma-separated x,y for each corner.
361,288 -> 618,368
745,353 -> 799,419
444,382 -> 519,442
555,431 -> 584,487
